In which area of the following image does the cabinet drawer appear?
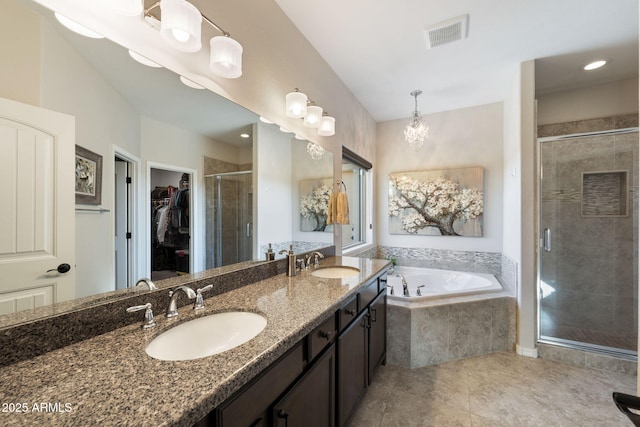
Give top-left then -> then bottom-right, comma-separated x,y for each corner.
338,296 -> 358,333
378,273 -> 388,292
358,278 -> 378,310
218,343 -> 304,427
308,314 -> 336,362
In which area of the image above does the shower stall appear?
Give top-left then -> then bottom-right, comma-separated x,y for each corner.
205,171 -> 253,268
538,127 -> 639,357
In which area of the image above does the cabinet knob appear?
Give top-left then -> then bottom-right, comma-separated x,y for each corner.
319,330 -> 331,341
345,309 -> 356,316
277,410 -> 289,427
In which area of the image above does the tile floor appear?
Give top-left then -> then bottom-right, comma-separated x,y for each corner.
350,352 -> 637,427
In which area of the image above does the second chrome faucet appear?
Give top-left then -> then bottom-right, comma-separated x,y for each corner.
165,285 -> 213,317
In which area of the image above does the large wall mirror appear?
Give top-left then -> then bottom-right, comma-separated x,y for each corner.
0,0 -> 334,325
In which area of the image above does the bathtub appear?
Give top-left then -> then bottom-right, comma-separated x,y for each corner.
386,266 -> 503,302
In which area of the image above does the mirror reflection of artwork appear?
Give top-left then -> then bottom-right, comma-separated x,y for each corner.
299,178 -> 333,232
75,145 -> 103,205
389,167 -> 484,236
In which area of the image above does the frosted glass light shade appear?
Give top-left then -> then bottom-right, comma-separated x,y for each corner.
160,0 -> 202,53
209,36 -> 243,79
286,91 -> 308,118
317,115 -> 335,136
54,13 -> 104,39
303,105 -> 323,128
106,0 -> 143,16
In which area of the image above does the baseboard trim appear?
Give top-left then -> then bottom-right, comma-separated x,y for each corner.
516,344 -> 539,358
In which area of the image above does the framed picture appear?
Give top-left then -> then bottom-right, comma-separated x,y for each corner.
75,145 -> 103,205
388,167 -> 484,237
299,177 -> 333,232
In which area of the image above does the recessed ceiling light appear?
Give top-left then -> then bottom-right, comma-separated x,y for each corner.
179,76 -> 205,89
128,50 -> 162,68
54,12 -> 104,39
240,133 -> 250,138
583,60 -> 607,71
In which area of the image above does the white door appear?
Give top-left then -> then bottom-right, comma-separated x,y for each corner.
114,158 -> 130,289
0,97 -> 75,315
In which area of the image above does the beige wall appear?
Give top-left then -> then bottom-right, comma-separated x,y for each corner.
375,102 -> 504,253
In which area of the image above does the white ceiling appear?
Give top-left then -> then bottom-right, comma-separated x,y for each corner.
274,0 -> 639,122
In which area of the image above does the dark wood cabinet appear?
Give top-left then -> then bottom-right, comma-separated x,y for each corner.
336,309 -> 368,427
368,291 -> 386,384
203,269 -> 389,427
273,344 -> 335,427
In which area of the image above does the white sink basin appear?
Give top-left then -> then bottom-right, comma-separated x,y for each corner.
311,266 -> 361,279
145,312 -> 267,361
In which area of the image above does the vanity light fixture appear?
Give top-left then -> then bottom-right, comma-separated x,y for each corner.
403,90 -> 428,150
286,89 -> 336,136
54,12 -> 104,39
179,75 -> 205,89
139,0 -> 243,78
285,89 -> 308,119
317,113 -> 336,137
160,0 -> 202,52
583,60 -> 607,71
303,104 -> 323,128
128,50 -> 163,67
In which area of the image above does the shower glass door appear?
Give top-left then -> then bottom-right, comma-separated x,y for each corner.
205,171 -> 253,268
538,129 -> 638,355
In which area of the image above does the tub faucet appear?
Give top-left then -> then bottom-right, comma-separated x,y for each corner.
165,285 -> 197,318
398,274 -> 410,297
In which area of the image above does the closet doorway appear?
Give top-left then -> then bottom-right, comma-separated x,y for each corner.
150,166 -> 193,281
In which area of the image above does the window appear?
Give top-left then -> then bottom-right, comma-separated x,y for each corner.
341,147 -> 372,250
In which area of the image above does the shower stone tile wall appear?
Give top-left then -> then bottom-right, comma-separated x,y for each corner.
538,115 -> 638,349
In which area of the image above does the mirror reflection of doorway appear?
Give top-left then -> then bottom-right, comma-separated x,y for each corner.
114,156 -> 132,290
150,168 -> 191,280
205,171 -> 253,268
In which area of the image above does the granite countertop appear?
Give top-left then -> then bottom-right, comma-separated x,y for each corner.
0,256 -> 389,427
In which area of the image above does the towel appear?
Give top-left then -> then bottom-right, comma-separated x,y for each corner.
336,191 -> 349,224
327,192 -> 336,225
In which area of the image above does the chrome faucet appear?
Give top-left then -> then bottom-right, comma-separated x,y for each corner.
416,285 -> 425,296
134,278 -> 156,290
397,274 -> 410,297
126,303 -> 156,329
193,284 -> 213,310
165,285 -> 197,318
305,251 -> 325,269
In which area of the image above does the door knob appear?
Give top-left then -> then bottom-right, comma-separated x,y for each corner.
47,263 -> 71,274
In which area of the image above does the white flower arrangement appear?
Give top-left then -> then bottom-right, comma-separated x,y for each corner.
300,184 -> 332,231
389,174 -> 483,236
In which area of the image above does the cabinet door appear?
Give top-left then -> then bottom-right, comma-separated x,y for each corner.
337,310 -> 368,427
273,344 -> 335,427
368,291 -> 386,384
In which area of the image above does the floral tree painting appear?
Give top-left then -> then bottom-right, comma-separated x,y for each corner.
299,179 -> 333,232
388,167 -> 484,236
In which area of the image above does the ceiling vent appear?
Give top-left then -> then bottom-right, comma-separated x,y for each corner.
424,14 -> 469,49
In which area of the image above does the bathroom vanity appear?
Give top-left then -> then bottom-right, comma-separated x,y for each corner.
0,256 -> 389,427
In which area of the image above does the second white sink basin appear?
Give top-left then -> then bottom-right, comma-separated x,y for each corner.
146,311 -> 267,361
311,266 -> 361,279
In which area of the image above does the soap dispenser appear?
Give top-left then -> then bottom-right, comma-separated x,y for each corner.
279,245 -> 297,277
265,243 -> 275,261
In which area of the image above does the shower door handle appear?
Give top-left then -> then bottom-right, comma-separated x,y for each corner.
543,228 -> 551,252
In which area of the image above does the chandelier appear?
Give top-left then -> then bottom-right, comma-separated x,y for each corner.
403,90 -> 428,150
